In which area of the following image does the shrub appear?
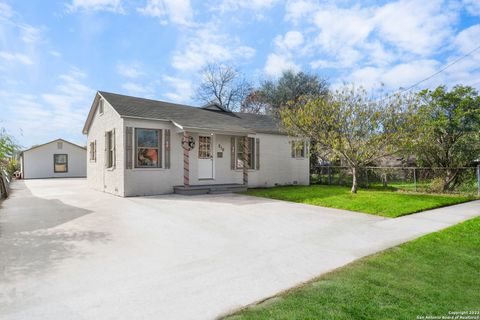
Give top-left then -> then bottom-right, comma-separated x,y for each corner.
5,158 -> 20,177
428,177 -> 446,193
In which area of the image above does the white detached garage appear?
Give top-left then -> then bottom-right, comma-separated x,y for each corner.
20,139 -> 87,179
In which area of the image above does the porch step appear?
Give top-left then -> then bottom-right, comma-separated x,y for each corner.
173,184 -> 247,195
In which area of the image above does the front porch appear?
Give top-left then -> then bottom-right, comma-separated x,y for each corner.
173,183 -> 247,195
177,128 -> 256,194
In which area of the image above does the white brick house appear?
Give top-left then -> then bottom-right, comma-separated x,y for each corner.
82,91 -> 309,197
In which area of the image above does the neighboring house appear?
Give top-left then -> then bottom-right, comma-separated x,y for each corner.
20,139 -> 87,179
82,91 -> 309,197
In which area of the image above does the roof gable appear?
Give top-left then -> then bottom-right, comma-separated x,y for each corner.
201,102 -> 230,113
82,92 -> 104,134
22,139 -> 86,154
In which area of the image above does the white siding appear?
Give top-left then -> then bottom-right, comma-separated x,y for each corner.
22,141 -> 86,179
86,97 -> 125,196
248,133 -> 309,187
120,117 -> 309,196
123,119 -> 182,196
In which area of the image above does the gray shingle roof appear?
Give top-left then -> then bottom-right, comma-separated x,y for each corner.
98,91 -> 283,135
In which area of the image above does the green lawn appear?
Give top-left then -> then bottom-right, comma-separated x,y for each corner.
244,185 -> 474,218
224,217 -> 480,320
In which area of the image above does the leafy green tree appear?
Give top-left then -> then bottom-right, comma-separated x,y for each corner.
252,70 -> 329,167
412,85 -> 480,191
280,86 -> 417,193
256,70 -> 329,115
0,128 -> 18,163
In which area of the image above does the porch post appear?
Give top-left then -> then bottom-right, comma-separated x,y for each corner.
183,131 -> 190,188
243,136 -> 249,186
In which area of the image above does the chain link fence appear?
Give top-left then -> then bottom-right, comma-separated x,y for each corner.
311,166 -> 480,195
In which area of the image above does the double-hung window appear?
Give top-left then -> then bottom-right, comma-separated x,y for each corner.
54,154 -> 68,173
89,141 -> 96,162
135,128 -> 162,168
106,131 -> 114,168
235,137 -> 255,169
291,141 -> 307,158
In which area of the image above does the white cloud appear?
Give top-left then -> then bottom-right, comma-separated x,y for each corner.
284,0 -> 317,23
162,75 -> 193,103
121,82 -> 154,97
285,0 -> 459,82
138,0 -> 193,25
348,59 -> 440,89
463,0 -> 480,16
0,1 -> 14,19
0,51 -> 33,65
171,24 -> 255,72
67,0 -> 124,13
454,24 -> 480,53
1,68 -> 94,147
313,5 -> 374,54
20,24 -> 43,44
49,50 -> 61,57
274,31 -> 304,50
373,0 -> 456,56
116,62 -> 144,78
264,53 -> 299,77
214,0 -> 279,12
444,24 -> 480,87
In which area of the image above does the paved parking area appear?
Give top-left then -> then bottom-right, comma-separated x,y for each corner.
1,179 -> 479,320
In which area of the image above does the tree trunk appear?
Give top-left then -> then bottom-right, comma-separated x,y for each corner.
443,169 -> 459,192
351,166 -> 358,193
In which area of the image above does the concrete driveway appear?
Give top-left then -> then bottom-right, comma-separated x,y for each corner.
1,179 -> 479,320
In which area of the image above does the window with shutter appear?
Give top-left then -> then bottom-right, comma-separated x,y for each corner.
134,128 -> 162,168
234,137 -> 256,169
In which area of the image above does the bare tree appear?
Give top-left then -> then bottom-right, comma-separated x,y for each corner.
195,63 -> 252,112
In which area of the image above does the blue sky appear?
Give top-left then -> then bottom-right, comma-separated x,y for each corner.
0,0 -> 479,148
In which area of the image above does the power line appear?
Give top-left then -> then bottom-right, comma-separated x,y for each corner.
397,44 -> 480,94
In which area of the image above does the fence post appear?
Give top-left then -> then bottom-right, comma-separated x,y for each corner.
413,168 -> 417,192
328,166 -> 332,185
365,168 -> 369,188
477,165 -> 480,197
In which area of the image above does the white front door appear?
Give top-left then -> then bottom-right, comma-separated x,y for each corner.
198,135 -> 214,179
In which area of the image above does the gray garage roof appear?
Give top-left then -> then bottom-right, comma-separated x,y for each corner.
87,91 -> 283,135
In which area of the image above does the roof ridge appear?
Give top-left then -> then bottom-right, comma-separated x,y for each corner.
22,138 -> 86,153
99,91 -> 200,110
